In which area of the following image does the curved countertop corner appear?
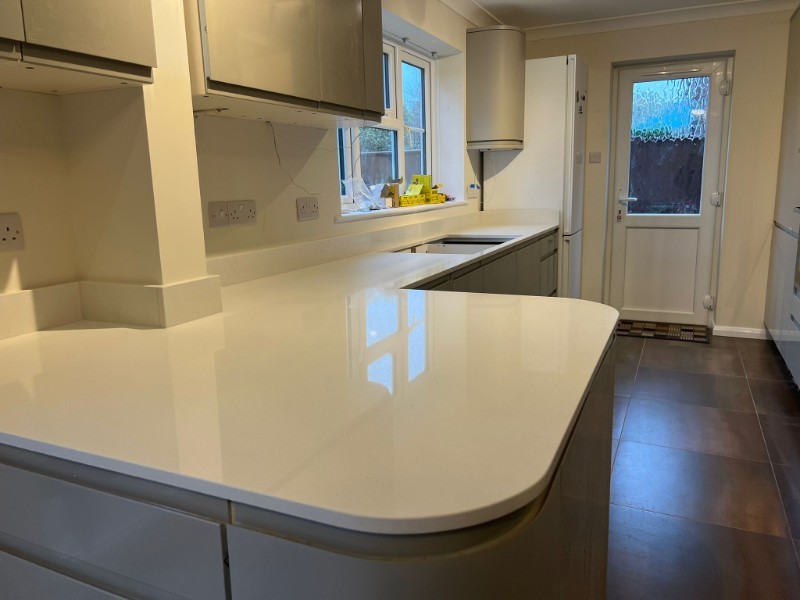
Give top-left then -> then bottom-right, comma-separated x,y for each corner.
0,221 -> 619,535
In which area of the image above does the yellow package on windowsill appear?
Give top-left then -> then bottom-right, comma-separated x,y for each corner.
411,175 -> 432,194
399,194 -> 425,207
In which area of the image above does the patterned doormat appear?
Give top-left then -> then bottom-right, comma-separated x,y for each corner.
616,320 -> 710,343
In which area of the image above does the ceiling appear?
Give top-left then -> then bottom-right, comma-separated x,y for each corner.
447,0 -> 794,30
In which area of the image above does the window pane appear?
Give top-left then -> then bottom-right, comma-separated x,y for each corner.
404,130 -> 426,183
358,127 -> 397,187
337,129 -> 346,195
628,76 -> 709,215
402,61 -> 425,129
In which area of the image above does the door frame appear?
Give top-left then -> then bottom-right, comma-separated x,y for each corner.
602,53 -> 734,327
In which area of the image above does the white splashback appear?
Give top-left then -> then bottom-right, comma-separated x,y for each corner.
483,56 -> 568,213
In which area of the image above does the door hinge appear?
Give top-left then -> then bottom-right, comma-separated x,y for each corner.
703,295 -> 715,311
719,79 -> 731,96
710,191 -> 723,207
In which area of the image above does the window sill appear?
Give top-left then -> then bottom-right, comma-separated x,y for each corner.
335,200 -> 469,224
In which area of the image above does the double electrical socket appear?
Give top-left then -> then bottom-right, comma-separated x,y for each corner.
296,197 -> 319,222
0,213 -> 24,252
208,200 -> 257,228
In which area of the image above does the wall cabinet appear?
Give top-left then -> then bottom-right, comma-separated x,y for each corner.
410,231 -> 558,297
0,0 -> 155,94
184,0 -> 384,129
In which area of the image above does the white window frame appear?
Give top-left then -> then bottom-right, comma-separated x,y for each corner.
339,38 -> 435,213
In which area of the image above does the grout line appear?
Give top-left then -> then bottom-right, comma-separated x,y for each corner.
608,501 -> 793,541
616,438 -> 772,467
738,337 -> 800,569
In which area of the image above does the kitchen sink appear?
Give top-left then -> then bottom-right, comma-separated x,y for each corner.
394,236 -> 516,255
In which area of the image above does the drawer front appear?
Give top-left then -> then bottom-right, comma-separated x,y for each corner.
433,279 -> 455,291
0,464 -> 226,600
540,253 -> 557,296
0,551 -> 122,600
453,268 -> 484,293
538,233 -> 557,258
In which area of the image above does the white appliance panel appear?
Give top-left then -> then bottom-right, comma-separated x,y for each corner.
563,57 -> 588,235
561,230 -> 582,299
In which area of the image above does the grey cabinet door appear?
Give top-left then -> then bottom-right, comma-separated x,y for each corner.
204,0 -> 320,103
516,244 -> 541,296
318,0 -> 365,112
21,0 -> 156,66
361,0 -> 384,116
0,0 -> 23,41
454,267 -> 484,293
0,552 -> 123,600
484,253 -> 518,294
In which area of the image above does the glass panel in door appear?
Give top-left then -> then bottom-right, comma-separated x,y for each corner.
627,76 -> 710,215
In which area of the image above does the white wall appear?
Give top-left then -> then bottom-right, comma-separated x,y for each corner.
0,90 -> 78,294
527,10 -> 792,331
196,1 -> 479,259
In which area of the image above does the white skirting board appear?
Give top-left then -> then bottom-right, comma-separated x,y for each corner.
712,325 -> 768,339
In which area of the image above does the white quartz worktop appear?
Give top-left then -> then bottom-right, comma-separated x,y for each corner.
0,222 -> 618,535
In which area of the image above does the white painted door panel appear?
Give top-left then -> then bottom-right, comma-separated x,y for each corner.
561,231 -> 582,299
609,59 -> 729,325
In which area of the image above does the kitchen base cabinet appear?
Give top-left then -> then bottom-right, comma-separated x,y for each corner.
226,343 -> 614,600
410,229 -> 559,297
0,460 -> 227,600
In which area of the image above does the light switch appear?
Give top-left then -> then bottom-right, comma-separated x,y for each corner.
588,152 -> 602,164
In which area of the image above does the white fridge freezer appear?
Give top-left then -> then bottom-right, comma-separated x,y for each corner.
483,55 -> 588,298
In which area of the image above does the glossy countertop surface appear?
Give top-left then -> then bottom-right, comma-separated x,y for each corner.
0,222 -> 618,534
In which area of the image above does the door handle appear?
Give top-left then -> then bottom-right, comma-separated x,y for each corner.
618,197 -> 637,205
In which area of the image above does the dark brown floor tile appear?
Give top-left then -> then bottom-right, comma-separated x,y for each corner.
774,464 -> 800,540
739,339 -> 793,381
621,398 -> 768,461
615,363 -> 636,397
613,396 -> 629,440
706,335 -> 740,350
761,414 -> 800,467
751,378 -> 800,419
737,337 -> 782,354
612,441 -> 788,537
632,367 -> 752,411
608,505 -> 800,600
639,339 -> 744,377
614,336 -> 643,366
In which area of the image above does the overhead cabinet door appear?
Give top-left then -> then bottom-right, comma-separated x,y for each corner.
0,0 -> 24,42
21,0 -> 156,66
318,0 -> 364,114
203,0 -> 321,105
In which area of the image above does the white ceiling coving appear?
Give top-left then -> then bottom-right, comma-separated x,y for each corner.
442,0 -> 796,30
